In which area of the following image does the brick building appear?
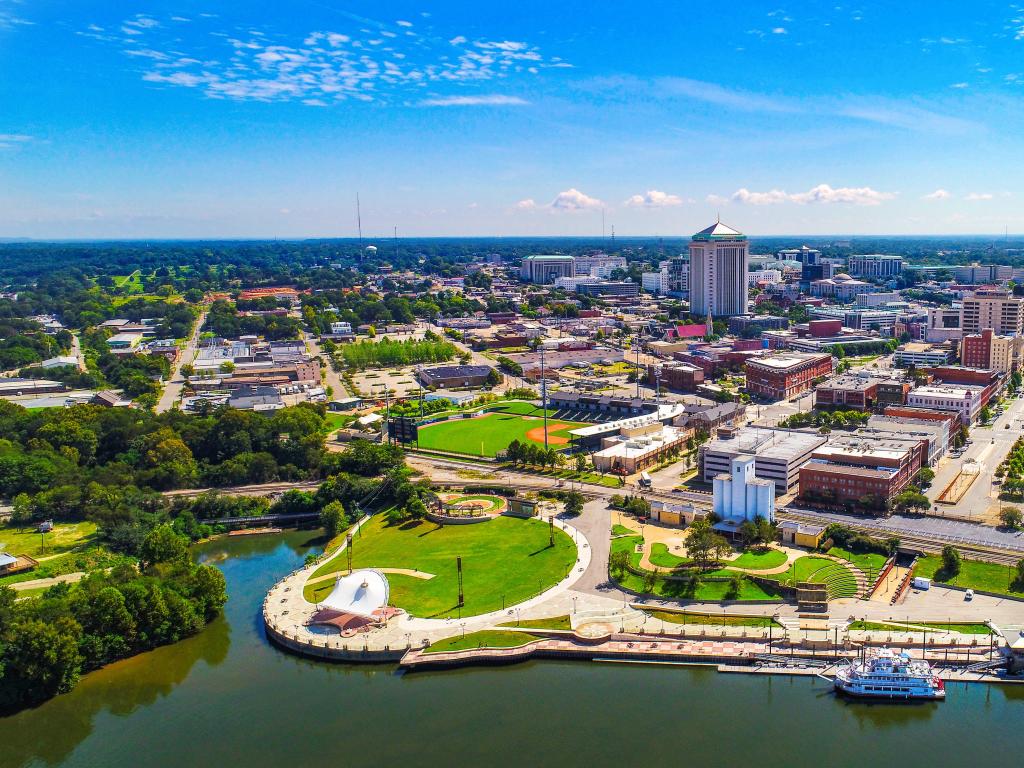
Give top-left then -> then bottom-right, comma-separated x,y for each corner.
744,352 -> 833,400
961,329 -> 1024,374
799,432 -> 925,512
648,362 -> 704,392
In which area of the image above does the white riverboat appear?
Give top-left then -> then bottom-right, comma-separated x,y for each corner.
834,648 -> 945,700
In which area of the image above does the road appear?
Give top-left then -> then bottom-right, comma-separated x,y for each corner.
927,391 -> 1024,521
70,332 -> 87,371
156,309 -> 207,413
305,331 -> 349,399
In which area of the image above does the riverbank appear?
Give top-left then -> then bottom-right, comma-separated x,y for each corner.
6,529 -> 1024,768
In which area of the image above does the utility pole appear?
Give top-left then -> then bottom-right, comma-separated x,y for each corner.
540,345 -> 549,449
635,335 -> 641,399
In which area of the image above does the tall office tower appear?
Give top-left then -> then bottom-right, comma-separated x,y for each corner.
688,221 -> 749,317
960,287 -> 1024,336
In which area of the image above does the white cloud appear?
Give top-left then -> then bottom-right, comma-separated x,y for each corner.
790,184 -> 895,205
725,184 -> 895,206
419,94 -> 529,106
624,189 -> 684,208
88,16 -> 569,106
771,27 -> 788,34
923,189 -> 951,200
0,132 -> 33,149
950,82 -> 969,89
550,188 -> 603,211
731,188 -> 790,205
517,189 -> 604,212
965,192 -> 994,200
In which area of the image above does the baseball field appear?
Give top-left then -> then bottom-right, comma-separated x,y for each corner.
414,401 -> 587,457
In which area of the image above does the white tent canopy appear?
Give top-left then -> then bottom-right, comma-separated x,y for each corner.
320,569 -> 390,618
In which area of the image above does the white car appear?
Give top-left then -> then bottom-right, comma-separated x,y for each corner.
964,589 -> 974,601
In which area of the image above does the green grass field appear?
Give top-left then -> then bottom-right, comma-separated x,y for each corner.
425,630 -> 540,653
728,548 -> 789,570
848,620 -> 993,635
304,514 -> 577,618
827,546 -> 887,576
414,402 -> 587,457
915,556 -> 1024,597
0,521 -> 98,559
649,543 -> 690,568
642,610 -> 782,628
498,615 -> 571,630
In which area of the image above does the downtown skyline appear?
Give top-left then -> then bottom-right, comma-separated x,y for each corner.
2,0 -> 1024,238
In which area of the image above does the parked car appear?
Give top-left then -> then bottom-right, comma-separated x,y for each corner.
965,589 -> 974,601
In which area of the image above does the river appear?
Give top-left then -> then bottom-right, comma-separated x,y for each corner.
2,530 -> 1022,768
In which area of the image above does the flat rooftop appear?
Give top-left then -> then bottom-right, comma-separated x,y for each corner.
747,353 -> 829,369
703,427 -> 826,461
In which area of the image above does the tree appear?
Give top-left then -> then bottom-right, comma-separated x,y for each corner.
610,550 -> 629,578
893,490 -> 929,513
405,496 -> 428,520
685,519 -> 731,570
739,519 -> 759,548
941,545 -> 961,578
484,368 -> 502,387
140,524 -> 189,568
319,500 -> 347,538
999,506 -> 1023,530
916,467 -> 935,487
980,405 -> 993,424
574,453 -> 587,473
563,492 -> 584,517
1016,558 -> 1024,588
755,517 -> 778,547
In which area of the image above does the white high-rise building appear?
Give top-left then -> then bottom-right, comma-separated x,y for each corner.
712,454 -> 775,523
641,262 -> 670,295
688,221 -> 749,317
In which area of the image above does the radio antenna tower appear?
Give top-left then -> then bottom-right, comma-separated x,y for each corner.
356,192 -> 363,250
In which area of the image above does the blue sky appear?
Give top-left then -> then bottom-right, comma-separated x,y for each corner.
2,1 -> 1024,238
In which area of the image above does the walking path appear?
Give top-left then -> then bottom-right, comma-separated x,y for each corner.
12,571 -> 87,591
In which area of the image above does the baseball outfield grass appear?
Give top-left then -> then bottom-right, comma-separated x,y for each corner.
414,402 -> 587,457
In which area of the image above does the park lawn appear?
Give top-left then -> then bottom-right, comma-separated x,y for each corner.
849,620 -> 993,635
649,543 -> 690,569
304,515 -> 577,618
827,546 -> 887,576
914,556 -> 1024,597
642,610 -> 782,628
612,567 -> 784,602
415,402 -> 587,457
728,548 -> 788,570
611,524 -> 637,537
424,630 -> 540,653
611,534 -> 644,570
0,521 -> 98,559
498,615 -> 571,630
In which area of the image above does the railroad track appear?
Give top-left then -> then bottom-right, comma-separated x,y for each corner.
778,509 -> 1024,565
